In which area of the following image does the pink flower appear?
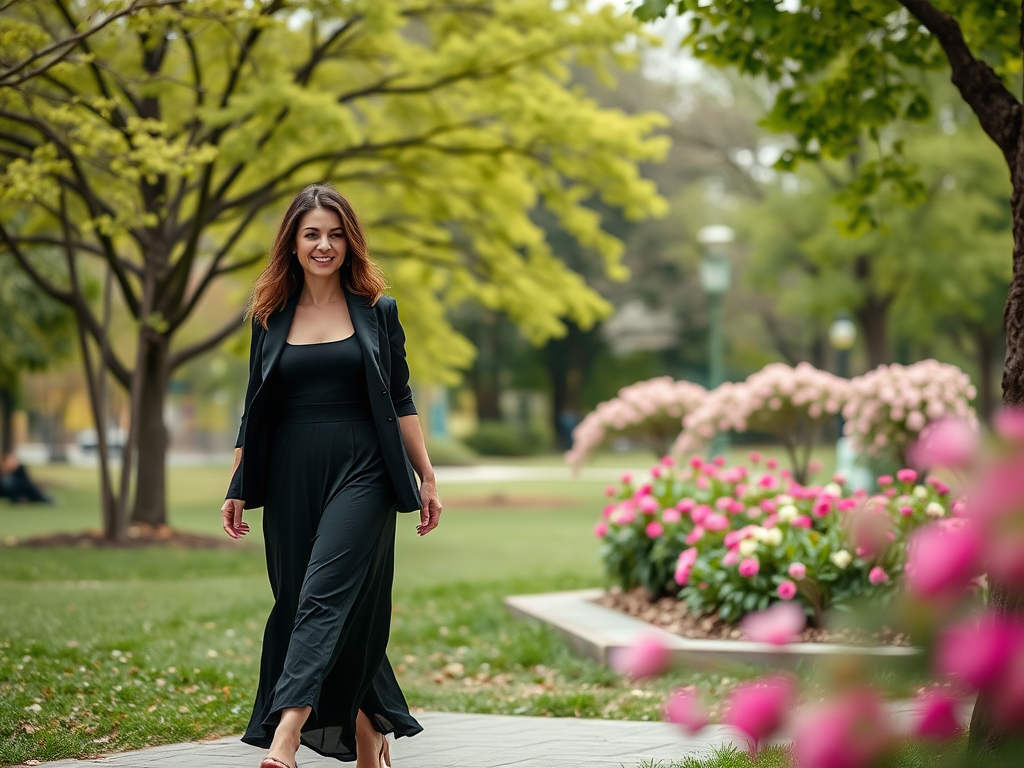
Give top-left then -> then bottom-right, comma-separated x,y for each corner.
621,472 -> 633,484
660,455 -> 676,467
763,513 -> 779,528
728,499 -> 746,515
758,474 -> 778,490
792,515 -> 812,529
910,417 -> 979,469
738,558 -> 760,578
675,547 -> 699,585
788,562 -> 807,581
792,689 -> 888,768
651,466 -> 662,478
766,458 -> 778,469
645,521 -> 664,539
994,407 -> 1024,441
695,475 -> 709,490
663,688 -> 708,734
812,499 -> 832,517
836,498 -> 859,512
723,676 -> 795,752
604,485 -> 617,497
808,460 -> 823,474
777,580 -> 797,600
713,456 -> 726,467
610,633 -> 671,679
899,505 -> 914,517
914,689 -> 961,740
722,549 -> 739,566
749,451 -> 762,464
662,508 -> 682,523
935,615 -> 1017,691
884,487 -> 898,498
741,602 -> 805,645
594,523 -> 608,538
877,475 -> 893,487
689,456 -> 703,469
904,522 -> 982,598
676,498 -> 696,513
715,496 -> 732,511
638,495 -> 659,513
685,526 -> 705,545
868,567 -> 888,585
897,468 -> 918,484
704,513 -> 730,532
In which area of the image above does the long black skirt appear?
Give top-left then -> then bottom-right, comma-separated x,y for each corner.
241,408 -> 422,761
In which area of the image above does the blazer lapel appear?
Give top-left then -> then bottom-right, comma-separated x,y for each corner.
261,291 -> 299,380
346,289 -> 382,381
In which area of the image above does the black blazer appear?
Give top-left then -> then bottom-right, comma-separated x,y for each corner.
226,288 -> 421,513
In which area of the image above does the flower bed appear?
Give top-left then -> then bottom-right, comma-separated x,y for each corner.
596,454 -> 954,624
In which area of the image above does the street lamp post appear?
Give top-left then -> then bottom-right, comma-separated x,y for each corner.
698,225 -> 733,458
829,313 -> 869,489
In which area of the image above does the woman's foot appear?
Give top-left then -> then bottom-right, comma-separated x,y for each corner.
355,710 -> 389,768
260,758 -> 296,768
264,706 -> 308,768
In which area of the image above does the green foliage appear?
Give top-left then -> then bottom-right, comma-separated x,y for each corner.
462,421 -> 548,456
0,0 -> 669,384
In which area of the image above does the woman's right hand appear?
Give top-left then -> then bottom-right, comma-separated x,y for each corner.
222,498 -> 249,539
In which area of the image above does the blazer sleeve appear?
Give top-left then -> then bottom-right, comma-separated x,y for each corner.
226,319 -> 263,501
387,299 -> 417,417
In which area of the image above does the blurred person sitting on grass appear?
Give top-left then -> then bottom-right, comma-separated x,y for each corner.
0,452 -> 52,504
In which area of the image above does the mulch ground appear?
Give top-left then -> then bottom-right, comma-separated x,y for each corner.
12,525 -> 247,549
596,587 -> 911,646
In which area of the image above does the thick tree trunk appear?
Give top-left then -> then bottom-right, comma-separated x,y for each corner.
129,334 -> 170,527
970,95 -> 1024,756
471,314 -> 502,422
853,294 -> 892,369
544,324 -> 591,451
975,328 -> 999,422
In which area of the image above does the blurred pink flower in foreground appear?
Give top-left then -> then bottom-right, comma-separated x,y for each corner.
741,602 -> 806,645
674,547 -> 698,586
994,407 -> 1024,441
777,580 -> 797,600
913,688 -> 961,740
610,632 -> 670,680
724,676 -> 795,754
593,523 -> 608,538
935,615 -> 1016,691
792,689 -> 888,768
868,567 -> 888,585
663,688 -> 708,734
904,522 -> 982,598
909,417 -> 979,469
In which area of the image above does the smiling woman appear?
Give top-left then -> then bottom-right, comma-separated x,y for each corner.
221,183 -> 442,768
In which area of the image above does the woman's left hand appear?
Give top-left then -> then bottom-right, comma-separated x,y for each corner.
416,478 -> 441,536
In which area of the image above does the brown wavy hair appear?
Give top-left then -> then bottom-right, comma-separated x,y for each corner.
248,183 -> 387,327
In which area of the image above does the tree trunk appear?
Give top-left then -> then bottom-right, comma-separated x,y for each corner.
853,294 -> 892,369
0,386 -> 13,456
471,314 -> 502,422
975,328 -> 999,422
544,324 -> 591,451
969,98 -> 1024,756
129,334 -> 170,527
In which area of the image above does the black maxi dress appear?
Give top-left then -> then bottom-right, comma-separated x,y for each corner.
240,334 -> 422,761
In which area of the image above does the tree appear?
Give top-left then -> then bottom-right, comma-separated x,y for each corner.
0,256 -> 74,455
0,0 -> 667,535
636,0 -> 1023,752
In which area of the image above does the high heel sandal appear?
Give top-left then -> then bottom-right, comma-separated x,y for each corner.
260,757 -> 297,768
378,734 -> 391,768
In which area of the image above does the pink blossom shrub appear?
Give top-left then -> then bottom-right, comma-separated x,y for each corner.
564,377 -> 706,468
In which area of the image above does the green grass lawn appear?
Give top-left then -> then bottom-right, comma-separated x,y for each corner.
0,462 -> 761,766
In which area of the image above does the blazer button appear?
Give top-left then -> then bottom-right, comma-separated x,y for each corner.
387,416 -> 394,422
381,388 -> 388,395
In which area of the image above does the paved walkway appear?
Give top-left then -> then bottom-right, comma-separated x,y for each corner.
32,711 -> 737,768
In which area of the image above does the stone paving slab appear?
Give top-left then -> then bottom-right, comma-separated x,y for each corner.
27,712 -> 738,768
505,589 -> 918,668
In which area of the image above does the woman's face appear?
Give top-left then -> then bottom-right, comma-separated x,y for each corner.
294,206 -> 347,279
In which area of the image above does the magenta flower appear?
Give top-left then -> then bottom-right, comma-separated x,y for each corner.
868,567 -> 888,585
723,676 -> 795,753
704,513 -> 730,532
663,688 -> 708,734
691,504 -> 711,524
676,498 -> 696,513
594,523 -> 608,538
836,498 -> 858,512
713,456 -> 726,467
741,602 -> 805,645
766,458 -> 778,469
788,562 -> 807,581
650,466 -> 662,478
994,407 -> 1024,441
777,580 -> 797,600
758,474 -> 778,490
914,689 -> 961,740
660,455 -> 676,467
749,451 -> 762,463
620,471 -> 633,484
910,417 -> 979,469
685,526 -> 705,545
662,508 -> 681,523
808,459 -> 823,474
760,498 -> 778,514
638,495 -> 659,514
604,485 -> 617,497
689,456 -> 703,469
935,615 -> 1016,691
675,547 -> 698,585
899,505 -> 914,517
904,522 -> 982,598
722,549 -> 739,566
812,499 -> 832,517
896,468 -> 918,484
738,558 -> 760,578
792,689 -> 888,768
792,515 -> 812,529
610,632 -> 670,679
645,521 -> 664,539
877,475 -> 893,486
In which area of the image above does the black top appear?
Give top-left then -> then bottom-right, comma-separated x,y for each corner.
278,336 -> 369,412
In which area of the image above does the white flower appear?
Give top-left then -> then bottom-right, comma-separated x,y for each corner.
776,495 -> 794,506
763,527 -> 783,547
738,539 -> 759,557
823,482 -> 843,498
830,550 -> 852,569
926,502 -> 946,518
777,504 -> 799,522
913,485 -> 929,499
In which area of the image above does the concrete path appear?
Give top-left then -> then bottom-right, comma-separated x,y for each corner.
31,711 -> 738,768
